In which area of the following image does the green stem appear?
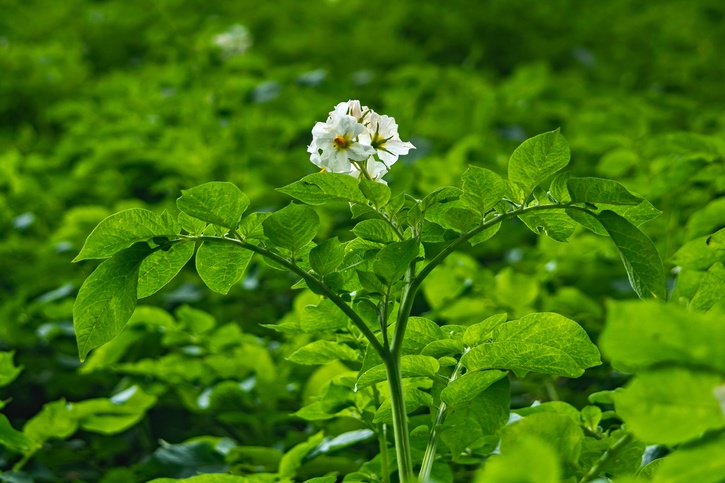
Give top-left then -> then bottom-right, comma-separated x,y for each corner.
181,235 -> 386,358
579,432 -> 633,483
383,354 -> 415,482
418,349 -> 468,482
372,385 -> 391,483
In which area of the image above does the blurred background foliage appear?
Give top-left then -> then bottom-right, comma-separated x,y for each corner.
1,0 -> 724,481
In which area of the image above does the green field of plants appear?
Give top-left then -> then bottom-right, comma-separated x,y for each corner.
2,1 -> 725,482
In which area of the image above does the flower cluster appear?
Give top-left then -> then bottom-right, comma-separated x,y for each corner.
308,100 -> 415,184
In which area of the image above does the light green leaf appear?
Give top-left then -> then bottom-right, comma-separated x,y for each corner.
708,228 -> 725,250
238,212 -> 271,241
460,166 -> 506,216
288,341 -> 358,365
566,200 -> 661,237
195,241 -> 253,295
356,355 -> 440,389
388,316 -> 444,355
73,385 -> 157,435
468,223 -> 501,246
567,177 -> 642,205
73,244 -> 150,361
279,431 -> 325,478
309,238 -> 346,276
0,414 -> 38,454
614,367 -> 725,445
359,179 -> 391,207
475,435 -> 560,483
177,182 -> 249,229
23,399 -> 78,444
600,300 -> 725,373
440,370 -> 508,406
74,208 -> 178,261
373,238 -> 420,285
508,129 -> 570,195
176,305 -> 216,334
421,339 -> 465,358
278,172 -> 367,205
652,432 -> 725,483
425,201 -> 478,232
137,242 -> 194,298
373,387 -> 433,424
549,171 -> 571,203
352,219 -> 400,243
462,313 -> 508,347
178,211 -> 206,236
500,412 -> 583,464
672,236 -> 725,269
513,401 -> 582,425
148,475 -> 259,483
684,197 -> 725,241
519,210 -> 577,242
0,351 -> 23,388
691,262 -> 725,312
461,312 -> 601,378
307,429 -> 375,459
300,299 -> 348,332
263,203 -> 319,253
441,378 -> 510,456
421,186 -> 463,211
597,210 -> 667,300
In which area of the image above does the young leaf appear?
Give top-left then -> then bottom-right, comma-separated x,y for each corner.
461,312 -> 601,378
176,182 -> 249,229
373,238 -> 420,285
440,369 -> 508,406
309,238 -> 346,276
73,244 -> 151,361
597,210 -> 667,300
195,241 -> 253,295
613,367 -> 725,445
137,242 -> 194,298
460,166 -> 506,216
263,203 -> 320,253
567,177 -> 642,205
288,340 -> 358,365
508,129 -> 570,195
278,172 -> 367,205
74,209 -> 179,261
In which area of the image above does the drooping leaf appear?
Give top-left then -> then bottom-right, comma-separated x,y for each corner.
567,177 -> 642,205
137,242 -> 194,298
461,312 -> 601,378
597,210 -> 667,300
613,367 -> 725,445
195,241 -> 253,295
177,182 -> 249,229
74,208 -> 179,261
508,129 -> 570,195
263,203 -> 320,253
288,340 -> 359,365
278,172 -> 367,205
460,166 -> 506,216
356,355 -> 440,389
73,244 -> 151,361
373,238 -> 420,285
440,369 -> 508,406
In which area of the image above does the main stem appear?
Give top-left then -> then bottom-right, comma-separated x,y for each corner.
383,353 -> 415,482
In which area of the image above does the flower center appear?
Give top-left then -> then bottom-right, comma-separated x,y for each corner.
333,135 -> 350,149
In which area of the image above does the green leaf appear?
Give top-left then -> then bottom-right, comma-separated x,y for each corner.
178,211 -> 207,236
288,341 -> 358,365
176,305 -> 216,334
421,186 -> 462,211
177,182 -> 249,229
684,197 -> 725,241
549,171 -> 571,203
461,312 -> 601,378
73,385 -> 157,435
195,241 -> 253,295
388,316 -> 444,355
440,369 -> 508,406
567,177 -> 642,205
566,200 -> 662,237
500,412 -> 583,464
73,244 -> 151,361
425,201 -> 478,232
652,432 -> 725,483
307,429 -> 375,459
359,179 -> 391,207
147,475 -> 257,483
353,219 -> 400,243
460,166 -> 506,216
278,172 -> 367,205
309,238 -> 346,276
518,209 -> 577,242
137,242 -> 194,298
356,355 -> 440,389
475,435 -> 560,483
238,212 -> 271,241
300,299 -> 348,332
23,399 -> 78,444
373,238 -> 419,285
708,228 -> 725,250
74,208 -> 178,261
672,236 -> 725,270
0,414 -> 38,454
0,351 -> 23,388
597,210 -> 667,300
613,367 -> 725,445
600,300 -> 725,373
468,223 -> 501,246
421,339 -> 465,358
691,262 -> 725,312
462,313 -> 508,347
508,129 -> 570,195
263,203 -> 319,253
279,432 -> 325,478
441,378 -> 510,457
373,387 -> 433,424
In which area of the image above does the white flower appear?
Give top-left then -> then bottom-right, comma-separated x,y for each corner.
333,100 -> 372,123
309,111 -> 374,172
350,156 -> 390,184
360,113 -> 415,165
213,25 -> 252,58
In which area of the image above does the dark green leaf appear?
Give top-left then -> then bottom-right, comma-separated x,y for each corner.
373,238 -> 419,285
309,238 -> 346,276
421,186 -> 462,211
177,182 -> 249,229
